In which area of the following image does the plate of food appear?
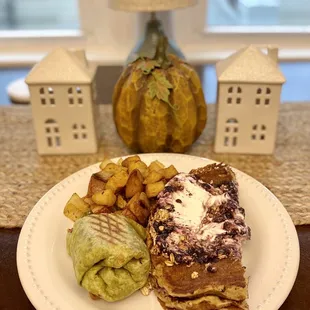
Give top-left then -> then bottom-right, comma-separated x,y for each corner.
17,154 -> 299,310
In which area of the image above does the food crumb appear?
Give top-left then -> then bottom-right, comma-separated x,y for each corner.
191,271 -> 199,279
159,225 -> 164,231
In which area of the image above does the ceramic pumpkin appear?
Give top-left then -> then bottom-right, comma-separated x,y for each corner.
113,38 -> 207,153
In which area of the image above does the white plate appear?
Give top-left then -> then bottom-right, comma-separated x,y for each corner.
17,154 -> 299,310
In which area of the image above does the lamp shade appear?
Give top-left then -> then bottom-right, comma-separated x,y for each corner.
109,0 -> 197,12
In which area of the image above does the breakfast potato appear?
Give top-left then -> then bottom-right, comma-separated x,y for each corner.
92,189 -> 116,206
139,192 -> 150,209
99,158 -> 113,170
91,205 -> 113,214
94,171 -> 114,182
105,170 -> 129,192
102,163 -> 127,175
128,161 -> 148,178
83,197 -> 93,205
122,208 -> 138,222
145,181 -> 165,198
143,170 -> 164,185
122,155 -> 141,168
116,195 -> 127,209
163,165 -> 178,180
126,169 -> 144,199
64,193 -> 90,222
126,193 -> 150,226
117,158 -> 124,166
87,174 -> 106,197
148,160 -> 165,172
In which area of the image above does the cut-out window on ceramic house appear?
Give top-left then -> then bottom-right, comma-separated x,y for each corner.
45,119 -> 61,147
256,87 -> 271,106
252,124 -> 267,141
224,118 -> 238,147
47,87 -> 55,105
72,124 -> 87,140
68,86 -> 83,105
39,87 -> 46,105
227,86 -> 242,104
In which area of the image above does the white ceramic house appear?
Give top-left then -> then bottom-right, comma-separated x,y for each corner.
26,48 -> 99,155
214,45 -> 286,154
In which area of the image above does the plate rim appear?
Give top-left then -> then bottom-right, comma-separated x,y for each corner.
16,153 -> 300,310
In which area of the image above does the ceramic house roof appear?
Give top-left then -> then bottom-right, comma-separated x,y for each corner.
216,46 -> 286,84
26,48 -> 94,84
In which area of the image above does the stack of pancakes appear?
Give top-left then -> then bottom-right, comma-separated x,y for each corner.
147,163 -> 250,310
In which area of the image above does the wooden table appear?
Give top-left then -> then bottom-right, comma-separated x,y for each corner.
0,103 -> 309,309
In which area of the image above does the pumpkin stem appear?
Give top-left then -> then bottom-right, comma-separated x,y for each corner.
154,35 -> 171,69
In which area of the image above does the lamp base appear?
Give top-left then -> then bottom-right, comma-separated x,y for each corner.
126,13 -> 185,64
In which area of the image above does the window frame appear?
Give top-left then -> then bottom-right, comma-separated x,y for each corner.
0,0 -> 139,67
172,0 -> 310,64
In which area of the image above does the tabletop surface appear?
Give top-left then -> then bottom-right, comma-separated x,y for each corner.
0,103 -> 309,309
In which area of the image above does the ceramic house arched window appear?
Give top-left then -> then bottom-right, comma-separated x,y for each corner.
227,86 -> 242,105
224,118 -> 238,147
45,119 -> 61,147
68,86 -> 83,106
256,87 -> 271,106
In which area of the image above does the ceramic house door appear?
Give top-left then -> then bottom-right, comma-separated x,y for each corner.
44,119 -> 61,148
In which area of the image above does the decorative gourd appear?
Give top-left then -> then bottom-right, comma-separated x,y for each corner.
113,38 -> 207,153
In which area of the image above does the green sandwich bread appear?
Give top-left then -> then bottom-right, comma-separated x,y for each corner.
66,213 -> 150,302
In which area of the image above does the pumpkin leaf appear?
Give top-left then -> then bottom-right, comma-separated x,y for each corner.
147,70 -> 179,111
137,60 -> 160,75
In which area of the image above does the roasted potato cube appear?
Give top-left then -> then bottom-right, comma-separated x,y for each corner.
126,193 -> 150,226
128,161 -> 148,178
64,193 -> 90,222
122,155 -> 141,168
117,158 -> 124,166
105,170 -> 129,192
83,197 -> 94,205
116,195 -> 127,209
99,158 -> 112,170
126,169 -> 144,199
139,192 -> 150,209
122,208 -> 138,222
102,163 -> 127,175
148,160 -> 165,172
94,171 -> 114,182
92,189 -> 116,206
163,165 -> 178,180
145,181 -> 165,198
91,205 -> 113,214
143,170 -> 164,184
87,174 -> 107,197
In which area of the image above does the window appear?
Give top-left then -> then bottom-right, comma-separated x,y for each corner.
72,124 -> 87,140
224,118 -> 238,146
68,86 -> 83,105
39,87 -> 55,105
226,86 -> 242,104
45,119 -> 61,147
0,2 -> 138,67
255,87 -> 271,105
252,124 -> 266,141
173,1 -> 310,63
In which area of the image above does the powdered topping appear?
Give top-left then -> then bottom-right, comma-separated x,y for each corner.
149,173 -> 250,264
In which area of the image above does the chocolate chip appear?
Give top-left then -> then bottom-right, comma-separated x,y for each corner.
176,199 -> 182,203
207,265 -> 217,273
